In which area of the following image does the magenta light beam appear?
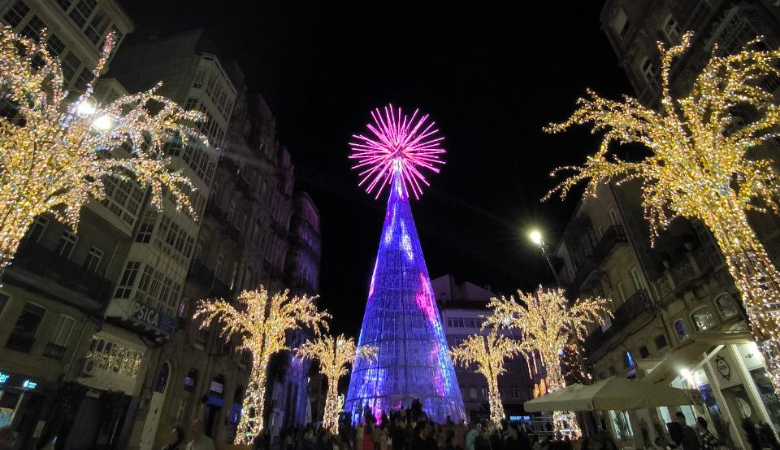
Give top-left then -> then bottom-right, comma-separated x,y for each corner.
349,104 -> 445,200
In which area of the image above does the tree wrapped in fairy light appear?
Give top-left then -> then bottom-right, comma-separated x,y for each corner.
194,287 -> 330,444
296,335 -> 377,434
544,31 -> 780,393
484,286 -> 610,436
0,28 -> 203,269
450,329 -> 521,426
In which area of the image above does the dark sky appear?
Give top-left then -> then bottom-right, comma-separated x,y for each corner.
121,0 -> 633,336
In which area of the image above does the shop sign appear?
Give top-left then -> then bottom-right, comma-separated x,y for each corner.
0,372 -> 9,384
22,379 -> 37,389
131,302 -> 176,335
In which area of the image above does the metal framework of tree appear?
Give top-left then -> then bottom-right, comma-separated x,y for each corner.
296,335 -> 377,434
484,286 -> 610,437
544,32 -> 780,393
0,28 -> 203,269
450,329 -> 521,426
194,287 -> 330,444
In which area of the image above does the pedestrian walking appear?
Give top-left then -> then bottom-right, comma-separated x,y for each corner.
184,420 -> 215,450
667,412 -> 700,450
695,418 -> 725,450
162,426 -> 185,450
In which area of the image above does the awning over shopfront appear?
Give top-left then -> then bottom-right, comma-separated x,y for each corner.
524,377 -> 699,412
640,331 -> 753,385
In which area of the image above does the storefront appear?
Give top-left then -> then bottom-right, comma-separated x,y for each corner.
0,370 -> 48,445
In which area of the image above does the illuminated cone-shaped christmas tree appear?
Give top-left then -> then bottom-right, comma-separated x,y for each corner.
345,105 -> 465,424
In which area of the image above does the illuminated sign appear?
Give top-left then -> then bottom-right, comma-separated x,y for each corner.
22,379 -> 37,389
0,372 -> 9,384
131,302 -> 176,335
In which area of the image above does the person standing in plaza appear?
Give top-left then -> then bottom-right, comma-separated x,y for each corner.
185,420 -> 215,450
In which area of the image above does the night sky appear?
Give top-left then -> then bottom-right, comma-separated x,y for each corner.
121,1 -> 633,335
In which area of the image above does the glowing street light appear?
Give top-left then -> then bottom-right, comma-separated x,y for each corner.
528,227 -> 560,287
75,100 -> 97,117
529,229 -> 543,246
92,115 -> 113,131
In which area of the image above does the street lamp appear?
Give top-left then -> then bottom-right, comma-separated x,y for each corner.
528,228 -> 561,287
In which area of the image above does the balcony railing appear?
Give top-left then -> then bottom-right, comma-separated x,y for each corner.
12,241 -> 113,304
654,250 -> 710,301
43,343 -> 67,360
571,225 -> 627,290
205,198 -> 229,227
583,289 -> 652,354
187,260 -> 232,299
5,333 -> 35,353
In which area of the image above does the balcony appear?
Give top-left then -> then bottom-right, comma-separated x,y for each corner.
210,277 -> 232,300
11,241 -> 113,305
571,225 -> 627,290
654,250 -> 710,301
583,289 -> 652,354
187,260 -> 232,299
205,198 -> 229,227
5,333 -> 35,353
43,343 -> 67,360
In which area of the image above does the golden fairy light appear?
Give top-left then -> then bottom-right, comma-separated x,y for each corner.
194,287 -> 330,444
544,31 -> 780,394
450,328 -> 521,426
484,286 -> 611,437
296,334 -> 377,434
0,28 -> 204,269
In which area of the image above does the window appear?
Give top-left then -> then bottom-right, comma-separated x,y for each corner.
3,1 -> 30,28
177,299 -> 188,319
56,0 -> 72,11
630,267 -> 644,292
691,306 -> 717,332
184,98 -> 198,110
7,303 -> 46,352
480,388 -> 488,399
715,293 -> 739,320
655,334 -> 668,350
61,52 -> 82,83
21,15 -> 46,41
84,8 -> 109,44
115,261 -> 140,298
661,14 -> 680,43
639,57 -> 655,83
215,254 -> 224,280
234,385 -> 244,404
615,282 -> 626,307
611,8 -> 630,38
73,67 -> 91,91
674,319 -> 689,341
84,246 -> 103,273
639,346 -> 650,358
46,34 -> 66,56
469,387 -> 477,399
56,231 -> 78,258
26,217 -> 49,243
210,375 -> 225,398
184,369 -> 197,391
69,0 -> 97,28
135,210 -> 158,243
229,263 -> 238,290
52,315 -> 75,346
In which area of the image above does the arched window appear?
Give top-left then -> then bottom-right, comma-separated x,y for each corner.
661,14 -> 680,43
715,293 -> 739,320
691,306 -> 718,332
674,319 -> 689,341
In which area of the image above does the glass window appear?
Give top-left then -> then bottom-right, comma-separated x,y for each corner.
12,303 -> 46,339
56,231 -> 78,258
640,58 -> 655,83
674,319 -> 689,341
26,216 -> 49,243
611,8 -> 630,38
84,8 -> 109,44
184,369 -> 197,391
84,246 -> 103,273
21,15 -> 46,41
47,34 -> 66,56
631,267 -> 644,292
655,334 -> 668,350
61,52 -> 82,83
73,67 -> 91,91
69,0 -> 97,28
661,14 -> 680,43
56,0 -> 72,11
52,315 -> 75,346
715,293 -> 739,320
691,306 -> 717,332
155,363 -> 170,393
135,210 -> 158,243
115,261 -> 140,298
3,1 -> 30,28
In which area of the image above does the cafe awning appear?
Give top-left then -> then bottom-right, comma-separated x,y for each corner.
524,377 -> 699,412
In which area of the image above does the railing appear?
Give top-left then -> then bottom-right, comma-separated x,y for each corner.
583,289 -> 652,354
210,277 -> 232,300
205,198 -> 229,226
43,343 -> 67,360
187,260 -> 232,299
571,226 -> 627,290
654,250 -> 710,301
5,333 -> 35,353
12,241 -> 113,304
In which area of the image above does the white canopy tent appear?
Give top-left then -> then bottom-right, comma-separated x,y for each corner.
524,377 -> 700,412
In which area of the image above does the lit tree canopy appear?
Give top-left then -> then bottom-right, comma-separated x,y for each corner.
544,31 -> 780,393
296,334 -> 377,434
0,27 -> 204,268
450,329 -> 521,426
194,287 -> 330,444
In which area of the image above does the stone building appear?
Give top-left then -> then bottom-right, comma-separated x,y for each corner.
550,1 -> 780,447
432,275 -> 540,424
0,2 -> 146,449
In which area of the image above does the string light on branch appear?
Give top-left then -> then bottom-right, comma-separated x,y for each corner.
194,287 -> 330,444
450,329 -> 521,426
484,286 -> 611,438
0,27 -> 205,269
544,31 -> 780,394
296,335 -> 377,434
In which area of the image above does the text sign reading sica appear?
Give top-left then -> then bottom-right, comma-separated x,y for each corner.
131,302 -> 176,334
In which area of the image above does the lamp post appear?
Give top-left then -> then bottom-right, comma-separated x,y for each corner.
529,229 -> 561,287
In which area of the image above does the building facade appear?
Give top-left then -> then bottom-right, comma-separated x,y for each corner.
433,275 -> 540,424
549,1 -> 780,447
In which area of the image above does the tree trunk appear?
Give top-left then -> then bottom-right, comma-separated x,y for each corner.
486,376 -> 504,427
0,198 -> 37,271
235,357 -> 269,445
323,375 -> 339,434
701,197 -> 780,395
